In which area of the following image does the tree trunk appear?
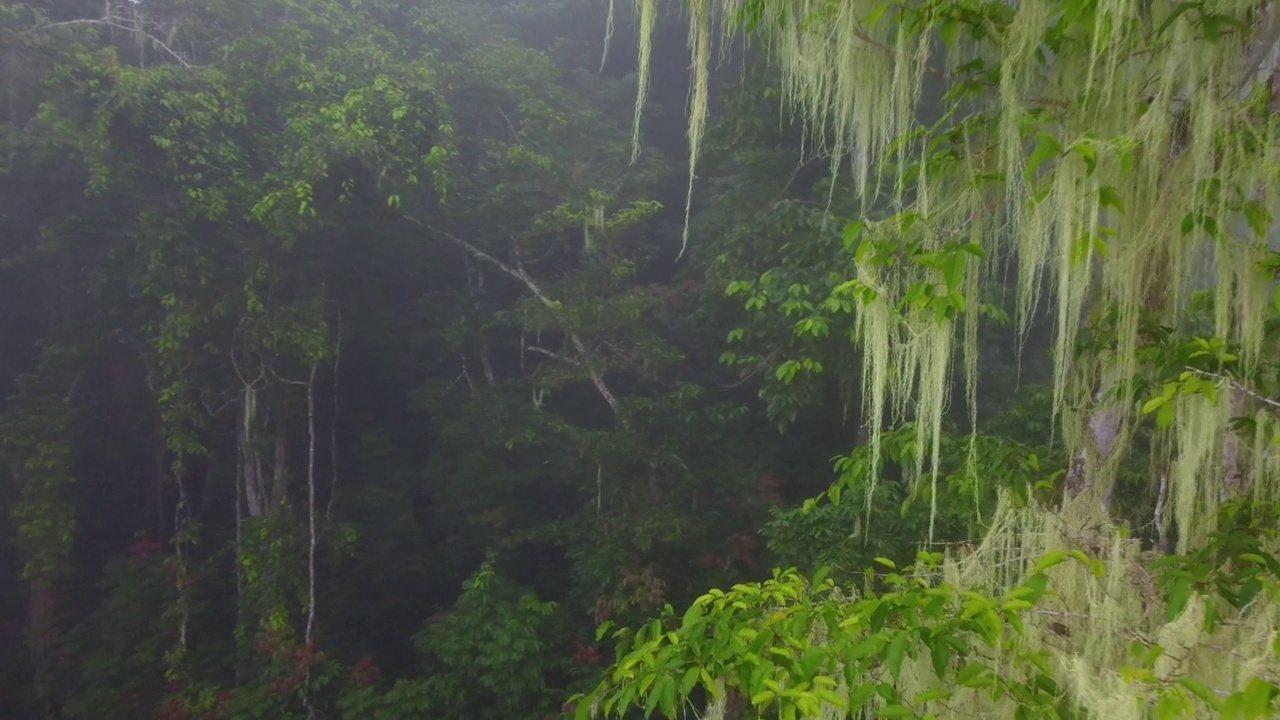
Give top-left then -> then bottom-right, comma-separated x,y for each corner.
1221,387 -> 1246,501
1063,387 -> 1123,512
28,583 -> 57,719
270,435 -> 287,512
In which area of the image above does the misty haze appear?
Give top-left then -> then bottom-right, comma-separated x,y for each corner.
2,1 -> 1280,718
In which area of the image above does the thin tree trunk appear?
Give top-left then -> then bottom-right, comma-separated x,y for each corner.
155,434 -> 168,537
1154,472 -> 1173,553
234,418 -> 244,686
28,583 -> 56,719
302,363 -> 319,718
1238,1 -> 1280,96
1221,387 -> 1246,501
241,389 -> 265,518
270,435 -> 286,512
173,469 -> 190,664
1063,387 -> 1122,510
325,308 -> 341,526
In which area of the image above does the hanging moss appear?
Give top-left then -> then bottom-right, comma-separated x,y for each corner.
602,2 -> 1280,716
630,0 -> 656,164
632,0 -> 1280,534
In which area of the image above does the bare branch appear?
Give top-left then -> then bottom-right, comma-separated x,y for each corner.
28,17 -> 196,68
404,214 -> 627,425
527,345 -> 577,364
1183,367 -> 1280,410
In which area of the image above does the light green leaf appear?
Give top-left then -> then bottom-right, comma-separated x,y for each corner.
1024,132 -> 1061,182
1099,185 -> 1125,213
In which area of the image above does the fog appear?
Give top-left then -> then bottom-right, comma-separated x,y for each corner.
0,2 -> 1062,719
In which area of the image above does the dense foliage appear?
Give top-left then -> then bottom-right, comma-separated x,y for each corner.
4,0 -> 1280,719
0,1 -> 887,717
580,0 -> 1280,718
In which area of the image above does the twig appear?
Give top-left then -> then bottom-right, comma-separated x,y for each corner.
497,106 -> 522,145
849,26 -> 948,83
527,345 -> 577,364
1183,367 -> 1280,410
715,367 -> 763,389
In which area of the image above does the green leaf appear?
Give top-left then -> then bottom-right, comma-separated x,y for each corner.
1166,579 -> 1193,622
1181,213 -> 1197,235
1237,577 -> 1263,609
1030,550 -> 1069,574
944,250 -> 966,292
751,689 -> 777,707
847,683 -> 876,715
1098,185 -> 1125,213
1200,13 -> 1245,43
1012,573 -> 1049,605
701,668 -> 719,697
929,637 -> 951,677
813,566 -> 832,586
1203,215 -> 1220,237
681,603 -> 703,634
1155,2 -> 1197,36
843,221 -> 865,250
658,675 -> 677,717
885,633 -> 908,680
1243,201 -> 1269,237
955,662 -> 989,687
929,16 -> 959,50
1142,395 -> 1168,415
1002,599 -> 1034,612
813,686 -> 847,707
1024,132 -> 1061,182
865,3 -> 891,27
1071,139 -> 1097,175
643,677 -> 664,717
1178,677 -> 1223,711
913,687 -> 951,705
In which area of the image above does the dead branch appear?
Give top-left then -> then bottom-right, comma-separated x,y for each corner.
404,214 -> 626,425
1183,367 -> 1280,411
28,17 -> 195,68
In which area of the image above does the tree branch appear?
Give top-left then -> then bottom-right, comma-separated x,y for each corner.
28,17 -> 195,69
403,214 -> 626,425
1184,367 -> 1280,411
526,345 -> 577,364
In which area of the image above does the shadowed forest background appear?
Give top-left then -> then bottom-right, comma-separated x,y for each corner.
0,1 -> 1054,716
5,0 -> 1280,719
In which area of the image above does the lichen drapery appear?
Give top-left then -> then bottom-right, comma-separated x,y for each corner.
637,0 -> 1280,540
608,1 -> 1280,715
